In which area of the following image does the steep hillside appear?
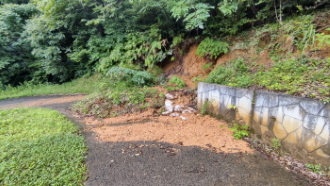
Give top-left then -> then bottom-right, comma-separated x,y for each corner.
163,11 -> 330,103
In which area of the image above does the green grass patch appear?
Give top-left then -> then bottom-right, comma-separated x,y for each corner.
166,75 -> 186,90
205,57 -> 253,88
0,108 -> 87,185
205,56 -> 330,103
0,74 -> 104,100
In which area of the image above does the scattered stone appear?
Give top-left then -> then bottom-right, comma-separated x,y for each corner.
165,93 -> 175,100
182,110 -> 192,114
165,99 -> 174,112
169,113 -> 180,117
187,107 -> 197,113
162,111 -> 172,115
185,103 -> 196,108
180,116 -> 188,120
174,105 -> 184,112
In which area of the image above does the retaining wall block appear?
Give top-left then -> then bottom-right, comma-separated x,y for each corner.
237,107 -> 251,125
318,122 -> 329,141
282,116 -> 303,133
261,107 -> 270,126
245,89 -> 254,100
300,99 -> 325,115
219,95 -> 231,114
303,114 -> 329,135
237,96 -> 252,113
279,95 -> 301,106
235,88 -> 249,98
283,105 -> 306,121
197,82 -> 330,166
197,82 -> 206,93
273,121 -> 288,140
253,110 -> 263,124
209,90 -> 220,103
302,130 -> 328,152
219,85 -> 228,95
227,87 -> 238,96
319,104 -> 330,118
260,125 -> 269,134
276,107 -> 285,123
314,149 -> 330,158
261,92 -> 279,107
283,130 -> 300,145
320,142 -> 330,155
254,92 -> 265,108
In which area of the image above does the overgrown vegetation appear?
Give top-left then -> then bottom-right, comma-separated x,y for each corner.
0,108 -> 86,185
205,53 -> 330,103
196,37 -> 229,60
1,0 -> 329,88
305,164 -> 322,173
72,69 -> 163,117
201,99 -> 212,116
166,75 -> 186,90
205,57 -> 253,88
203,12 -> 330,103
255,57 -> 330,102
229,123 -> 250,139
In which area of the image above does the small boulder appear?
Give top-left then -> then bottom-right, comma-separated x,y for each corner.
182,110 -> 192,114
162,111 -> 172,115
180,116 -> 188,120
165,93 -> 175,100
174,105 -> 184,112
187,107 -> 197,113
165,99 -> 174,112
169,113 -> 180,117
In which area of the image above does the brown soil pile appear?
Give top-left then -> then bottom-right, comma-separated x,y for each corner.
162,45 -> 210,88
75,87 -> 253,154
80,113 -> 252,154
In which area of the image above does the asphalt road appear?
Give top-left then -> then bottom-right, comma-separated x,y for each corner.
0,95 -> 310,186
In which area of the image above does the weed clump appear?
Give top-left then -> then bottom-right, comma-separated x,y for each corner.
205,57 -> 252,88
106,67 -> 156,87
166,75 -> 186,90
229,123 -> 250,139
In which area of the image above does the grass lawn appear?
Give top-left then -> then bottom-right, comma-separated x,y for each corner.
0,74 -> 104,100
0,108 -> 87,185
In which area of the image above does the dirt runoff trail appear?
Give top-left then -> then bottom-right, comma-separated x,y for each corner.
0,95 -> 310,186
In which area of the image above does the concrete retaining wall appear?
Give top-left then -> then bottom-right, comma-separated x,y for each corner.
197,82 -> 330,166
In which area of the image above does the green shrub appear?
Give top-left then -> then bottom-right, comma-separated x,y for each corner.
255,57 -> 330,101
305,164 -> 322,173
229,124 -> 250,139
196,37 -> 229,60
168,75 -> 186,88
200,99 -> 212,116
106,67 -> 155,87
205,57 -> 252,88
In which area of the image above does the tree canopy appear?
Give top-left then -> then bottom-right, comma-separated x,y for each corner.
0,0 -> 328,86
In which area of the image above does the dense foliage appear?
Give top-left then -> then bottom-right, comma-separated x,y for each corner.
0,0 -> 329,87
